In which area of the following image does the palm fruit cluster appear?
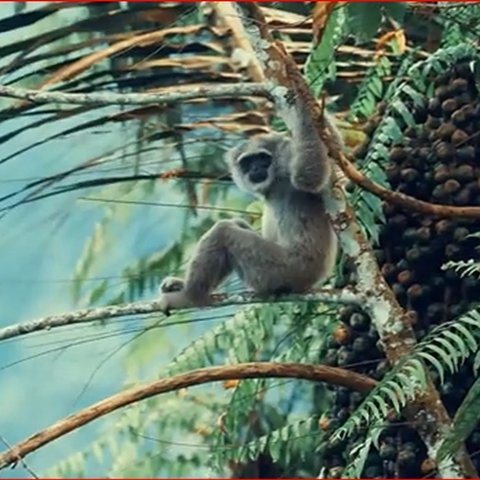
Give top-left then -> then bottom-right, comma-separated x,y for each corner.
321,62 -> 480,478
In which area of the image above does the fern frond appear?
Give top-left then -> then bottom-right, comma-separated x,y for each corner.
332,308 -> 480,442
350,56 -> 392,121
215,415 -> 323,468
442,259 -> 480,279
305,6 -> 347,96
167,305 -> 278,375
437,375 -> 480,463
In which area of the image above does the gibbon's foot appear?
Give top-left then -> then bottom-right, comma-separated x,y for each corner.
159,276 -> 185,293
158,277 -> 186,316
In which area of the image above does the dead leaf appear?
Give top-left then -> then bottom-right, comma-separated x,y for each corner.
223,379 -> 240,389
312,2 -> 338,45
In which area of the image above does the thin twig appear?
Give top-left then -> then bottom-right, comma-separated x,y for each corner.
0,83 -> 268,106
0,287 -> 361,343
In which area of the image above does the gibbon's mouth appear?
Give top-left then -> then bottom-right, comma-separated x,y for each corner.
249,169 -> 268,183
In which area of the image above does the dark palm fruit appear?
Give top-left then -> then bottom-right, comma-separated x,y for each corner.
474,102 -> 480,118
453,188 -> 471,205
413,108 -> 428,124
349,312 -> 370,331
400,168 -> 418,183
336,346 -> 355,366
339,305 -> 356,322
454,164 -> 474,181
450,77 -> 469,94
381,263 -> 397,282
432,185 -> 447,201
444,178 -> 461,194
433,165 -> 450,183
397,449 -> 417,468
435,85 -> 450,101
352,336 -> 371,353
406,247 -> 421,263
456,145 -> 475,162
387,215 -> 407,230
435,219 -> 454,235
455,62 -> 473,78
407,284 -> 425,301
363,466 -> 382,478
441,98 -> 458,115
421,458 -> 437,475
426,115 -> 441,129
385,165 -> 400,182
336,407 -> 350,423
334,387 -> 351,407
434,72 -> 451,86
406,127 -> 419,139
453,226 -> 469,242
428,97 -> 442,116
434,141 -> 455,161
350,391 -> 364,408
333,323 -> 351,345
416,226 -> 431,242
451,129 -> 469,145
418,146 -> 431,161
397,270 -> 415,286
455,92 -> 471,107
374,249 -> 385,264
389,146 -> 406,163
402,228 -> 418,244
436,122 -> 456,140
451,107 -> 467,126
445,243 -> 462,259
379,443 -> 397,461
426,303 -> 444,322
324,348 -> 338,366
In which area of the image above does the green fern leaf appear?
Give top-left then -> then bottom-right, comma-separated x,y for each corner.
437,375 -> 480,462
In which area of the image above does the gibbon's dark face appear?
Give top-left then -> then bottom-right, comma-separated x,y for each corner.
238,150 -> 272,184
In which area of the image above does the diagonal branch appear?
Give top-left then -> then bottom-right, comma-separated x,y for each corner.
233,2 -> 475,478
0,287 -> 360,343
340,155 -> 480,219
0,362 -> 376,469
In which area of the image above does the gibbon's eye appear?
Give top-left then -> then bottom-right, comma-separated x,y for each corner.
239,151 -> 272,174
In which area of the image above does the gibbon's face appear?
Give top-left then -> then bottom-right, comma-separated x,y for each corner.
227,133 -> 289,195
238,149 -> 272,184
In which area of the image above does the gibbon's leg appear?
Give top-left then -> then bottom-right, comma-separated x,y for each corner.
159,218 -> 252,297
158,220 -> 305,313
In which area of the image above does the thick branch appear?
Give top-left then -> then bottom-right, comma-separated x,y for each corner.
0,287 -> 360,343
0,362 -> 375,469
0,83 -> 268,106
341,155 -> 480,219
235,3 -> 475,477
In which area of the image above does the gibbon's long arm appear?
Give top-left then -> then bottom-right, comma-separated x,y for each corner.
289,99 -> 332,194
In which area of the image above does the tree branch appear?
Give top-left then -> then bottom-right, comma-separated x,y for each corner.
0,83 -> 268,106
341,155 -> 480,219
0,287 -> 360,342
0,362 -> 376,469
234,3 -> 475,477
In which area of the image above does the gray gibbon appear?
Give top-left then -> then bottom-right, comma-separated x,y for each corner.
158,98 -> 342,314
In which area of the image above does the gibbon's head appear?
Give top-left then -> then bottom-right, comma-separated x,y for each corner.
226,133 -> 290,195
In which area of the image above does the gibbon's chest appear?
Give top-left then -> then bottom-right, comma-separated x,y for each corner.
261,193 -> 324,245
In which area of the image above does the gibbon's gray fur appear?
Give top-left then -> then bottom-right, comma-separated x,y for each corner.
158,100 -> 342,313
